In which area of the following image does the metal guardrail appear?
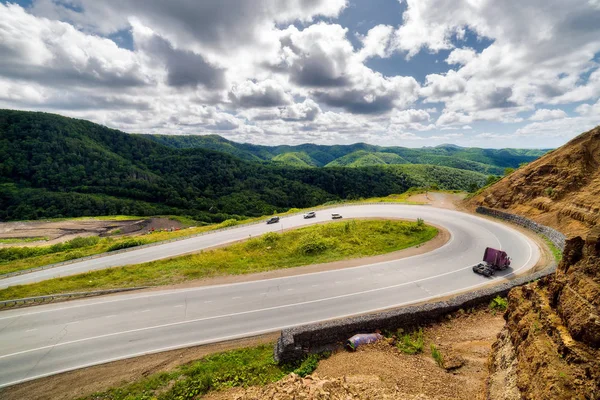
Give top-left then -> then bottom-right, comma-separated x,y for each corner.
0,201 -> 430,280
0,287 -> 149,309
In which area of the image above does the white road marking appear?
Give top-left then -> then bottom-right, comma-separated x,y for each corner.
25,329 -> 37,332
173,305 -> 184,308
0,243 -> 535,363
141,310 -> 151,313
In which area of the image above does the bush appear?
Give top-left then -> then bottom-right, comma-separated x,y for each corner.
219,219 -> 239,228
396,328 -> 424,354
261,232 -> 280,245
107,239 -> 146,252
489,296 -> 508,311
295,233 -> 331,255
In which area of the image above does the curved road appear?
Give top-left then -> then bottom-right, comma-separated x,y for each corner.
0,205 -> 540,388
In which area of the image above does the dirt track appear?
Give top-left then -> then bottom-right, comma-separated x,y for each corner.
0,217 -> 184,247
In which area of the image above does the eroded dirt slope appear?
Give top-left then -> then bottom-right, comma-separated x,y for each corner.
488,227 -> 600,399
467,126 -> 600,236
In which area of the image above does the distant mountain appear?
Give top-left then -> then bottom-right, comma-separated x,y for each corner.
0,110 -> 488,221
272,152 -> 318,167
145,134 -> 550,175
325,150 -> 409,167
467,125 -> 600,236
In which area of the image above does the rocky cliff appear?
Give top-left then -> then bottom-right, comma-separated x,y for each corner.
488,226 -> 600,399
468,126 -> 600,237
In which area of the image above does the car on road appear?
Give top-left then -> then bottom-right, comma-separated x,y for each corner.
472,262 -> 495,277
266,216 -> 280,224
331,213 -> 342,219
303,211 -> 316,219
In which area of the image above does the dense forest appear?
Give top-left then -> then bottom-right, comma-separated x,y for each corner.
148,134 -> 550,175
0,110 -> 492,222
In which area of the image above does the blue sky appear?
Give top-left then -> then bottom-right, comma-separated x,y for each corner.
1,0 -> 599,148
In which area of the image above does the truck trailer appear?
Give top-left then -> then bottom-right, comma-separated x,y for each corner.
472,247 -> 511,277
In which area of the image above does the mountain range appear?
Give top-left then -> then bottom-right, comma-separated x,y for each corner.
0,110 -> 547,222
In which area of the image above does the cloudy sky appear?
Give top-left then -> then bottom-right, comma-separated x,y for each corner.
1,0 -> 600,148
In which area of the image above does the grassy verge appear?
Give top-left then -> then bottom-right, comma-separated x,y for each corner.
542,236 -> 563,263
0,187 -> 441,276
81,344 -> 328,400
0,237 -> 48,244
0,217 -> 268,276
0,219 -> 437,300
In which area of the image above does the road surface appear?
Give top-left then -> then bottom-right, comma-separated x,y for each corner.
0,204 -> 540,388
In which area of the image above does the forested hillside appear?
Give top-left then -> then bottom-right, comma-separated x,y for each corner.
0,110 -> 487,222
147,134 -> 549,174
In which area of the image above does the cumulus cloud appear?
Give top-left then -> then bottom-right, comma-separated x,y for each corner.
395,0 -> 600,122
0,3 -> 148,89
229,80 -> 292,108
132,21 -> 225,89
529,108 -> 568,121
357,25 -> 394,60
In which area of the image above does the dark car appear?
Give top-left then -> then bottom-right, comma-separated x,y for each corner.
472,263 -> 495,277
266,216 -> 280,224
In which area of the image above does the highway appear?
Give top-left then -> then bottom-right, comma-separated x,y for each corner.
0,204 -> 540,388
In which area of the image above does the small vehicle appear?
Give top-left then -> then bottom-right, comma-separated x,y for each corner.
303,211 -> 316,219
331,213 -> 342,219
266,216 -> 280,224
472,262 -> 495,277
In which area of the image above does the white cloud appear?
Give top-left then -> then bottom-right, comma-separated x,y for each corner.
357,25 -> 394,60
446,47 -> 476,65
576,98 -> 600,116
529,108 -> 568,121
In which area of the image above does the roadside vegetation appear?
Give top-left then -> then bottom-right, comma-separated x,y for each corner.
0,217 -> 266,276
81,344 -> 329,400
396,328 -> 425,354
0,219 -> 437,300
0,186 -> 442,276
542,236 -> 563,263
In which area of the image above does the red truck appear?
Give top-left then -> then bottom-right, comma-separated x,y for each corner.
472,247 -> 511,277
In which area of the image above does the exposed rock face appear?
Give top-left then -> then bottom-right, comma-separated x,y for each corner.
468,126 -> 600,237
489,227 -> 600,399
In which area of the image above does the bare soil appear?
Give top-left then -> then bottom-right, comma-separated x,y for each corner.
205,307 -> 505,400
0,217 -> 184,247
0,333 -> 280,400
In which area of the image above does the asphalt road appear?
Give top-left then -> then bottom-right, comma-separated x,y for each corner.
0,204 -> 540,388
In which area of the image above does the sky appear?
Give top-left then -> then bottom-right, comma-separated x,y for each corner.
1,0 -> 600,148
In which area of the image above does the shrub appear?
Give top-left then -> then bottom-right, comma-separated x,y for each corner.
295,233 -> 331,255
107,239 -> 146,252
431,344 -> 444,367
396,328 -> 424,354
219,219 -> 238,228
261,232 -> 280,245
489,296 -> 508,311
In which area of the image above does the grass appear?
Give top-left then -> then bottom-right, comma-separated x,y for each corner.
80,344 -> 329,400
542,235 -> 563,263
431,344 -> 444,368
0,237 -> 48,244
0,187 -> 442,276
396,328 -> 425,354
489,296 -> 508,311
0,219 -> 438,300
0,217 -> 270,276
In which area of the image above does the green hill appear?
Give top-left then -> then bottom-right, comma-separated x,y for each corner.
272,152 -> 318,167
145,134 -> 549,174
325,151 -> 409,167
0,110 -> 487,221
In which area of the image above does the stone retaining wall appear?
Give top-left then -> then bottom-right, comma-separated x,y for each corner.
476,206 -> 566,250
274,208 -> 565,364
